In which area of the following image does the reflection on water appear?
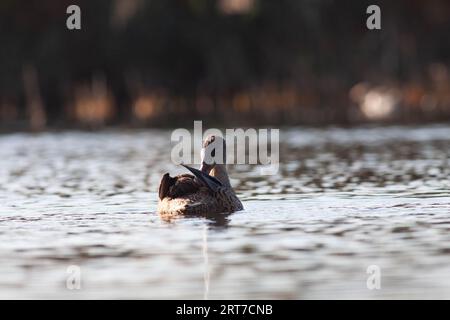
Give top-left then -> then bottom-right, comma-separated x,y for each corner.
0,125 -> 449,299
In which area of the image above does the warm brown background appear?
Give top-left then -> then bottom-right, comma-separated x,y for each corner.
0,0 -> 449,130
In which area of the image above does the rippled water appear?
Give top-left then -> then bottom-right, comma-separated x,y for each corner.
1,125 -> 449,299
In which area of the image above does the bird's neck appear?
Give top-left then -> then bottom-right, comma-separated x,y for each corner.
210,164 -> 231,188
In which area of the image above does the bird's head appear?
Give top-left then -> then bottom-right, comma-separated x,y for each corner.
200,135 -> 226,174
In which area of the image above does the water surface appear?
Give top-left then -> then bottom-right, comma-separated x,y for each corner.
1,126 -> 449,299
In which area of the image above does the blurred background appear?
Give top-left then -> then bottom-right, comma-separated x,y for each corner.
0,0 -> 449,130
1,1 -> 450,299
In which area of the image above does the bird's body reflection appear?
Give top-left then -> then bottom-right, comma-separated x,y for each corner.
203,224 -> 209,300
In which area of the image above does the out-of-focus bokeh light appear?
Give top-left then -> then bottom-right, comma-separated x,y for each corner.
218,0 -> 255,14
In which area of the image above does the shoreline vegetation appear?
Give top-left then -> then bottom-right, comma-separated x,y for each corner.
2,76 -> 450,132
1,0 -> 449,131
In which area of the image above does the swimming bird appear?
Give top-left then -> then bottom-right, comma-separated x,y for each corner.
157,135 -> 243,216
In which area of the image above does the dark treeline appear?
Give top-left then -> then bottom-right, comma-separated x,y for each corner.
0,0 -> 449,130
